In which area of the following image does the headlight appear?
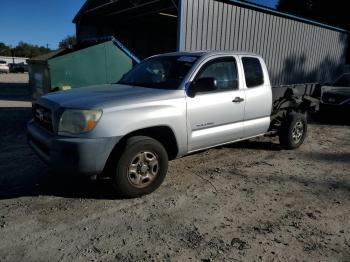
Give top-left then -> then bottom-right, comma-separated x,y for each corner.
58,109 -> 102,134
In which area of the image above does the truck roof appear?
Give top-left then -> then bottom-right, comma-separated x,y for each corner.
154,51 -> 262,59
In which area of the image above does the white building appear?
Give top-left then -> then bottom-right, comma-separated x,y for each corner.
0,56 -> 28,64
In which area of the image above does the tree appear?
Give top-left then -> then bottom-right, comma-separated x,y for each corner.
277,0 -> 349,30
0,42 -> 51,58
0,42 -> 12,56
58,35 -> 77,49
14,42 -> 51,58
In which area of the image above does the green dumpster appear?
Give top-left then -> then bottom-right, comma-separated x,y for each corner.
28,38 -> 139,99
28,50 -> 65,98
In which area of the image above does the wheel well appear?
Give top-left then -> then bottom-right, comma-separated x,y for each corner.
119,126 -> 179,160
101,126 -> 179,179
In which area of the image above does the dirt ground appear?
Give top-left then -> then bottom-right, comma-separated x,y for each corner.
0,74 -> 349,262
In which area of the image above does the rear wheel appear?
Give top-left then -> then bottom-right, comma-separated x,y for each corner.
112,136 -> 168,198
279,112 -> 307,149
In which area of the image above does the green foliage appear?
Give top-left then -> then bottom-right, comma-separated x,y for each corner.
0,34 -> 77,59
15,42 -> 51,58
58,35 -> 77,49
0,42 -> 12,56
0,42 -> 51,58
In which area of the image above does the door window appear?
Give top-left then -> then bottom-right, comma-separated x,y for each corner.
196,57 -> 238,91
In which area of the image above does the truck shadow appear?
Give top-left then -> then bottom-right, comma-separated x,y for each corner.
0,176 -> 119,200
224,139 -> 281,151
0,82 -> 32,102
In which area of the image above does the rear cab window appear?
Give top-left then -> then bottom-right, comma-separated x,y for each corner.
241,57 -> 264,88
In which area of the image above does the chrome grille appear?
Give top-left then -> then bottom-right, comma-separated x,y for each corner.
33,104 -> 54,132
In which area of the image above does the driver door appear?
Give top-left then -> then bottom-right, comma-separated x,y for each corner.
186,56 -> 245,152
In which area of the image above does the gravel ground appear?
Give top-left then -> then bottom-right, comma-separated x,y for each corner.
0,74 -> 349,261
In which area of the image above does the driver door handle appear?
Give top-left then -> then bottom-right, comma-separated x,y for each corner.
232,97 -> 244,103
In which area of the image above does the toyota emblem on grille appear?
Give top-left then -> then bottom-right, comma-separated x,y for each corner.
36,109 -> 44,121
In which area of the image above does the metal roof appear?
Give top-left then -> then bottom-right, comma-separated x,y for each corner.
73,0 -> 93,23
228,0 -> 348,33
73,0 -> 348,33
154,50 -> 260,57
27,49 -> 66,64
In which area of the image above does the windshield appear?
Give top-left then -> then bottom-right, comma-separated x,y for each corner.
118,55 -> 198,89
333,74 -> 350,87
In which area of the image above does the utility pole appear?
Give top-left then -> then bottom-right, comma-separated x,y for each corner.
11,48 -> 16,64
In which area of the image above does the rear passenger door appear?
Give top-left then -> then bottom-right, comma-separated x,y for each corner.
186,56 -> 246,152
240,56 -> 272,138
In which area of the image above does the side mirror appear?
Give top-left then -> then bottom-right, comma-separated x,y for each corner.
188,77 -> 217,97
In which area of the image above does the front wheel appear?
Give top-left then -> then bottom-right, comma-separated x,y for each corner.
279,112 -> 307,150
112,136 -> 168,198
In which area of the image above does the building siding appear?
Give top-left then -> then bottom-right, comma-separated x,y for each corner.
179,0 -> 349,86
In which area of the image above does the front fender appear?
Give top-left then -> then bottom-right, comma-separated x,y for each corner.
92,99 -> 188,156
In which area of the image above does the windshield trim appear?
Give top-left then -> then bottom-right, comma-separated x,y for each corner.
117,55 -> 200,90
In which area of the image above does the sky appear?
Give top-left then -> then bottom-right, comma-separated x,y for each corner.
0,0 -> 85,49
0,0 -> 277,49
249,0 -> 277,8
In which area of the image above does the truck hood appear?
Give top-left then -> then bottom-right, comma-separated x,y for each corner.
39,84 -> 185,109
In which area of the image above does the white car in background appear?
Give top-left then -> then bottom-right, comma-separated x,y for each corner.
0,60 -> 10,73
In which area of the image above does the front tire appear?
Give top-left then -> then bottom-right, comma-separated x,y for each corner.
112,136 -> 168,198
279,112 -> 307,150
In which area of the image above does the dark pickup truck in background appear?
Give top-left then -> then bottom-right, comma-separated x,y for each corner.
319,73 -> 350,114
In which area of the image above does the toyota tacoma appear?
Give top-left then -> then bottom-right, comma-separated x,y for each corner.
28,51 -> 318,197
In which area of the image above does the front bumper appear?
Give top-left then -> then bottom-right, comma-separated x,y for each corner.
27,120 -> 120,176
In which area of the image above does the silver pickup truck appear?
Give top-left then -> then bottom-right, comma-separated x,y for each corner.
28,51 -> 317,197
